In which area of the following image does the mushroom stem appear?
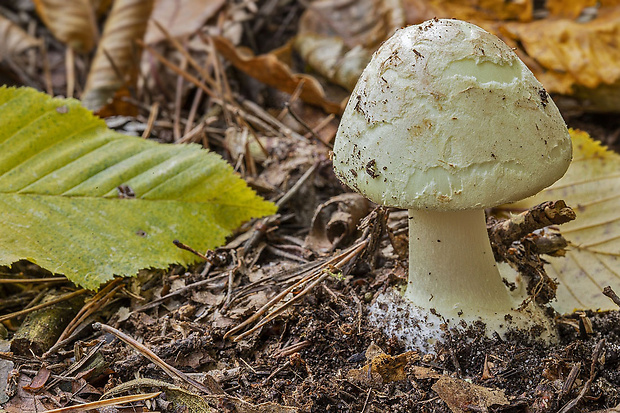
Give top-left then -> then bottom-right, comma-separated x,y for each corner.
405,208 -> 515,320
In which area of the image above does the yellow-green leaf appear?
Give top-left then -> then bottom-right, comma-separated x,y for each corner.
0,86 -> 276,289
509,129 -> 620,313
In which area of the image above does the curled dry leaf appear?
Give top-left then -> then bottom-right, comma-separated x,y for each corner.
545,0 -> 599,19
305,193 -> 370,253
347,342 -> 419,385
293,35 -> 371,91
501,7 -> 620,96
0,15 -> 40,61
403,0 -> 533,25
294,0 -> 401,91
508,130 -> 620,313
82,0 -> 154,111
432,376 -> 509,413
33,0 -> 97,53
298,0 -> 405,49
144,0 -> 225,44
212,36 -> 343,114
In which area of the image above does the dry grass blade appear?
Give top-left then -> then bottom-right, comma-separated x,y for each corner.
82,0 -> 154,111
0,289 -> 87,322
44,391 -> 161,412
226,239 -> 368,341
0,15 -> 40,60
33,0 -> 97,53
94,323 -> 220,394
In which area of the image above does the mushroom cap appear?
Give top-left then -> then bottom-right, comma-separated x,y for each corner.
332,19 -> 572,210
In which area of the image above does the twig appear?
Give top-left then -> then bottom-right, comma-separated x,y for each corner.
488,200 -> 576,246
55,279 -> 124,344
557,339 -> 606,413
43,392 -> 161,413
131,277 -> 220,314
361,388 -> 373,413
0,277 -> 67,284
228,239 -> 368,341
0,289 -> 88,322
45,340 -> 106,390
284,102 -> 333,149
603,286 -> 620,308
141,101 -> 159,139
275,162 -> 319,208
173,239 -> 210,261
65,47 -> 74,98
265,360 -> 291,383
93,323 -> 219,395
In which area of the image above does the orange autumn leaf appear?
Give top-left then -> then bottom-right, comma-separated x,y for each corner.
212,36 -> 343,114
501,7 -> 620,95
403,0 -> 533,24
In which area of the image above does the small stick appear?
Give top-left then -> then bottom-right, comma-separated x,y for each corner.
489,200 -> 576,246
557,339 -> 605,413
603,286 -> 620,308
232,240 -> 368,341
0,289 -> 87,322
0,277 -> 67,284
65,47 -> 74,98
44,392 -> 161,413
276,162 -> 319,208
173,239 -> 210,261
56,279 -> 124,344
141,101 -> 159,139
93,323 -> 217,394
284,102 -> 333,149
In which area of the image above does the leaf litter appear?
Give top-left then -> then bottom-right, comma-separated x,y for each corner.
2,1 -> 620,412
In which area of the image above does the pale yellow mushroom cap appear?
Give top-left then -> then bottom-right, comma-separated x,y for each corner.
333,19 -> 572,210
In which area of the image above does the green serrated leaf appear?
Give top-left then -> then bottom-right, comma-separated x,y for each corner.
0,86 -> 276,289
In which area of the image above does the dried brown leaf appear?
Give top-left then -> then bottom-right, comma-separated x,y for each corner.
82,0 -> 154,111
293,34 -> 371,91
403,0 -> 533,24
305,193 -> 370,253
0,15 -> 40,61
33,0 -> 98,53
347,343 -> 419,385
298,0 -> 404,49
432,376 -> 509,413
501,7 -> 620,95
144,0 -> 225,44
545,0 -> 597,19
212,36 -> 343,114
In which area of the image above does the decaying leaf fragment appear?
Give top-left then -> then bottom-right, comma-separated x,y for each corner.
305,193 -> 370,253
403,0 -> 533,24
82,0 -> 154,111
347,342 -> 419,385
0,87 -> 276,289
144,0 -> 225,44
502,8 -> 620,95
293,35 -> 371,92
298,0 -> 405,49
509,130 -> 620,312
212,36 -> 343,114
33,0 -> 98,53
0,15 -> 40,61
432,376 -> 509,413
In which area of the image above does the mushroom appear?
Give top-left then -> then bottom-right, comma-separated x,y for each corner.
332,19 -> 572,346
